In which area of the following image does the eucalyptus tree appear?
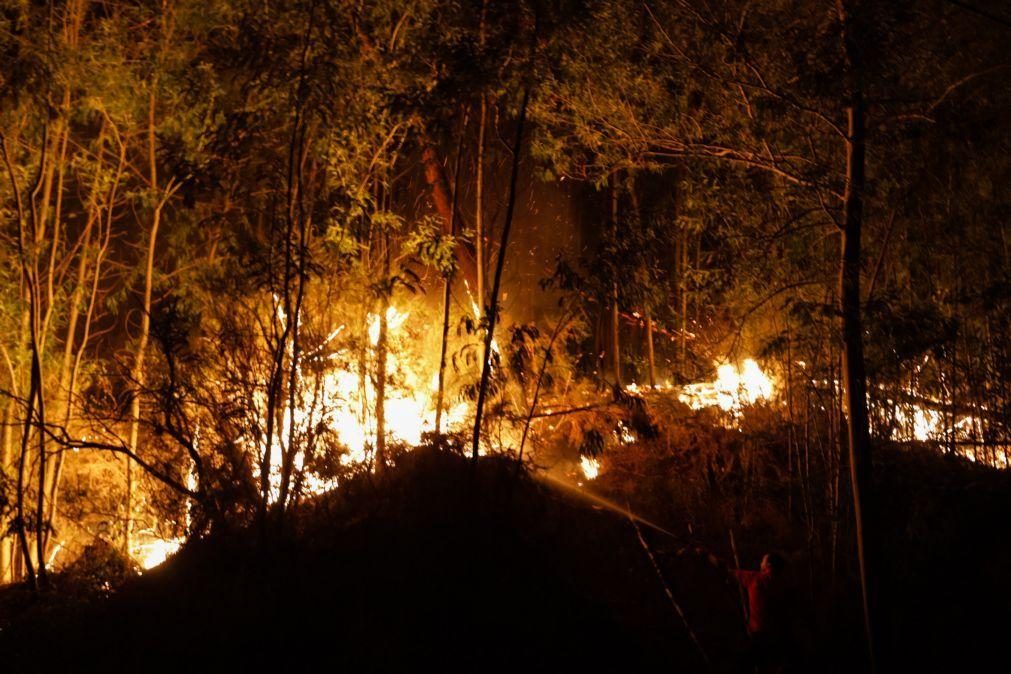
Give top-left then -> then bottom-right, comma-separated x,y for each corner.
0,0 -> 137,586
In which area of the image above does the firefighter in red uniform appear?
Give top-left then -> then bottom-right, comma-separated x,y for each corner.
701,549 -> 791,673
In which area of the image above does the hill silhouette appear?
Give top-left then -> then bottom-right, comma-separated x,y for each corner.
1,444 -> 1009,673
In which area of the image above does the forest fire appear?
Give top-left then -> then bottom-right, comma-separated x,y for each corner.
262,304 -> 474,496
92,343 -> 1010,571
2,1 -> 1010,672
132,536 -> 183,572
315,307 -> 447,463
678,359 -> 776,413
883,398 -> 1010,468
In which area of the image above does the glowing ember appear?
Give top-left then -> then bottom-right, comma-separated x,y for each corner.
617,422 -> 636,444
580,456 -> 600,480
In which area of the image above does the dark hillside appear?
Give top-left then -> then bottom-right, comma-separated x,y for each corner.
2,444 -> 1009,673
0,450 -> 703,672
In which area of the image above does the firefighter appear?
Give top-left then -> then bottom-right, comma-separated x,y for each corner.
700,549 -> 792,673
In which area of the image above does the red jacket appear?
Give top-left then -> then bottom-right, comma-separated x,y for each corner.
733,569 -> 788,636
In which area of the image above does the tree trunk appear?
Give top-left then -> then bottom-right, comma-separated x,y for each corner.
423,141 -> 476,288
27,123 -> 56,589
475,0 -> 488,308
646,313 -> 656,388
610,181 -> 622,387
518,312 -> 571,462
278,121 -> 310,511
840,92 -> 880,673
475,93 -> 487,309
374,294 -> 389,471
630,181 -> 656,388
125,91 -> 165,558
0,400 -> 11,583
472,88 -> 530,459
435,270 -> 452,437
435,112 -> 468,437
680,230 -> 688,375
44,116 -> 122,562
3,130 -> 48,588
44,193 -> 102,558
836,1 -> 881,669
16,371 -> 38,589
610,298 -> 621,386
261,3 -> 315,521
31,349 -> 47,587
44,226 -> 89,557
375,227 -> 391,471
39,119 -> 70,346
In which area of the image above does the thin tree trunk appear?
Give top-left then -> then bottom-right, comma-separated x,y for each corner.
1,278 -> 22,585
28,109 -> 74,586
786,319 -> 796,517
593,310 -> 604,386
16,371 -> 38,589
518,312 -> 571,462
278,122 -> 311,510
423,141 -> 475,287
45,240 -> 102,557
261,257 -> 290,520
435,113 -> 468,436
836,2 -> 880,669
0,400 -> 11,582
435,272 -> 453,437
472,88 -> 530,459
610,180 -> 622,387
839,75 -> 879,674
44,135 -> 106,556
375,237 -> 390,472
28,121 -> 55,590
674,228 -> 683,378
45,122 -> 123,560
31,349 -> 47,586
680,230 -> 688,374
630,181 -> 657,389
475,0 -> 488,307
646,313 -> 656,388
3,130 -> 47,588
40,119 -> 70,346
476,93 -> 487,309
260,2 -> 314,521
126,91 -> 166,558
44,236 -> 88,555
